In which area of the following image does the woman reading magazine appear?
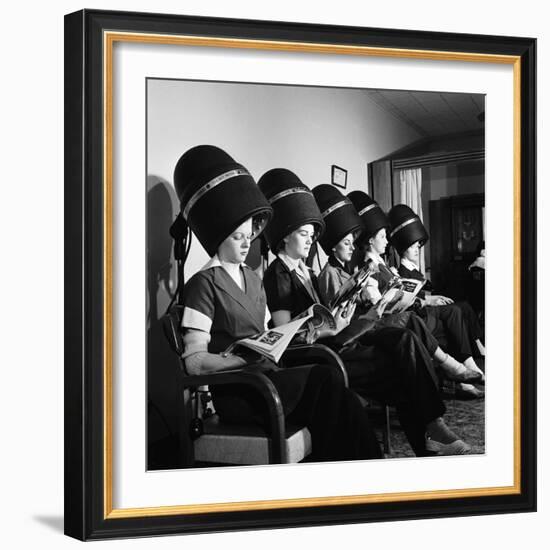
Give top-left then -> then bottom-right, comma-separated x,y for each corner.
389,205 -> 485,370
175,145 -> 381,462
385,204 -> 485,396
346,191 -> 482,387
259,171 -> 472,456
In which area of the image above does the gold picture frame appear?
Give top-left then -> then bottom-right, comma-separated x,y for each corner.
65,9 -> 536,540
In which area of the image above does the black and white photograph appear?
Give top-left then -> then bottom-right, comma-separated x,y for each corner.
1,0 -> 545,545
146,78 -> 487,470
59,6 -> 537,541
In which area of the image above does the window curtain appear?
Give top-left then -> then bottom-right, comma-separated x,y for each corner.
398,168 -> 425,273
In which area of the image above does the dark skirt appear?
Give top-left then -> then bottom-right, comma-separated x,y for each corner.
419,304 -> 473,362
212,358 -> 382,462
326,318 -> 446,457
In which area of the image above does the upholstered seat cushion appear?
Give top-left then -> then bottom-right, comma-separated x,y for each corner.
194,416 -> 312,465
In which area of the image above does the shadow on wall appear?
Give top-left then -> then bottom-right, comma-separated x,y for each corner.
146,176 -> 182,469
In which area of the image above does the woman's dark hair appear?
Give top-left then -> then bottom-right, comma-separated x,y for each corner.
276,224 -> 321,253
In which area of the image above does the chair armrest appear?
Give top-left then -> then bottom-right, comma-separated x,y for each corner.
181,364 -> 287,463
281,343 -> 348,388
182,367 -> 280,411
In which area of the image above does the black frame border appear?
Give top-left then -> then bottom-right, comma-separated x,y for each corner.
64,9 -> 536,541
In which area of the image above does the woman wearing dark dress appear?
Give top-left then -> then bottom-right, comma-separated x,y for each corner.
397,239 -> 485,358
259,170 -> 472,456
347,196 -> 483,401
174,145 -> 381,462
312,186 -> 478,385
387,204 -> 485,387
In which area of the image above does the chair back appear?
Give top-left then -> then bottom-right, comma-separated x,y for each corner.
161,303 -> 310,466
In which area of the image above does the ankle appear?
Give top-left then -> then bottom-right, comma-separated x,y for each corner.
438,353 -> 481,382
441,353 -> 464,372
426,417 -> 460,445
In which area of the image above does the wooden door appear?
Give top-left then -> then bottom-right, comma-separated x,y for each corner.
429,193 -> 484,300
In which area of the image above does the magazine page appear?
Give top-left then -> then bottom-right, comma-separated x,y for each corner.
380,278 -> 426,315
235,317 -> 311,363
227,303 -> 338,363
227,306 -> 317,363
308,303 -> 338,334
328,261 -> 374,311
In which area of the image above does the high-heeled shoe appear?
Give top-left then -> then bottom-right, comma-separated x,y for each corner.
464,357 -> 485,384
439,353 -> 482,383
455,383 -> 485,400
426,437 -> 472,455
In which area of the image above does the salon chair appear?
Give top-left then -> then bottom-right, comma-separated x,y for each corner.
162,306 -> 348,467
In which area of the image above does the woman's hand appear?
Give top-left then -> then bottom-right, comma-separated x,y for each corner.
429,295 -> 454,306
361,279 -> 382,305
366,306 -> 382,321
315,302 -> 357,339
336,302 -> 356,330
219,352 -> 248,367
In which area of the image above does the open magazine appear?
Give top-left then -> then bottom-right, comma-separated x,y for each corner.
225,303 -> 337,363
328,260 -> 374,312
375,276 -> 426,316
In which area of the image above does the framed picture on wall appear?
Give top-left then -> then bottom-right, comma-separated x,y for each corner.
331,164 -> 348,188
64,9 -> 536,541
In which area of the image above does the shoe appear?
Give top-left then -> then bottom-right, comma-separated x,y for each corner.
463,357 -> 485,384
473,369 -> 485,385
455,383 -> 485,400
439,361 -> 482,383
426,438 -> 472,455
475,374 -> 486,386
426,417 -> 460,444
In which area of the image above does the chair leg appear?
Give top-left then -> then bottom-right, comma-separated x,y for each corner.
177,388 -> 196,467
383,404 -> 392,456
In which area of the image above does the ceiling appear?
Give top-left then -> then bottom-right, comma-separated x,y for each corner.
366,90 -> 485,138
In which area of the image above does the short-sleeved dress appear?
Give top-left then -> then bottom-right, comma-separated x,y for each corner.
365,253 -> 474,361
317,255 -> 440,356
181,260 -> 382,462
264,256 -> 446,457
398,262 -> 483,358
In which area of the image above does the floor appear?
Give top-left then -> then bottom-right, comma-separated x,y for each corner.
373,378 -> 486,459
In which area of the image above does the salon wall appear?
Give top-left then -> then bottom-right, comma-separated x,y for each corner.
147,78 -> 423,283
146,79 -> 422,448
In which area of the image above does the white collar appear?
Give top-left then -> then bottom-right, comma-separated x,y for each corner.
365,250 -> 385,266
201,254 -> 248,272
278,251 -> 308,274
278,252 -> 318,301
201,254 -> 221,271
201,254 -> 247,290
400,257 -> 418,271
